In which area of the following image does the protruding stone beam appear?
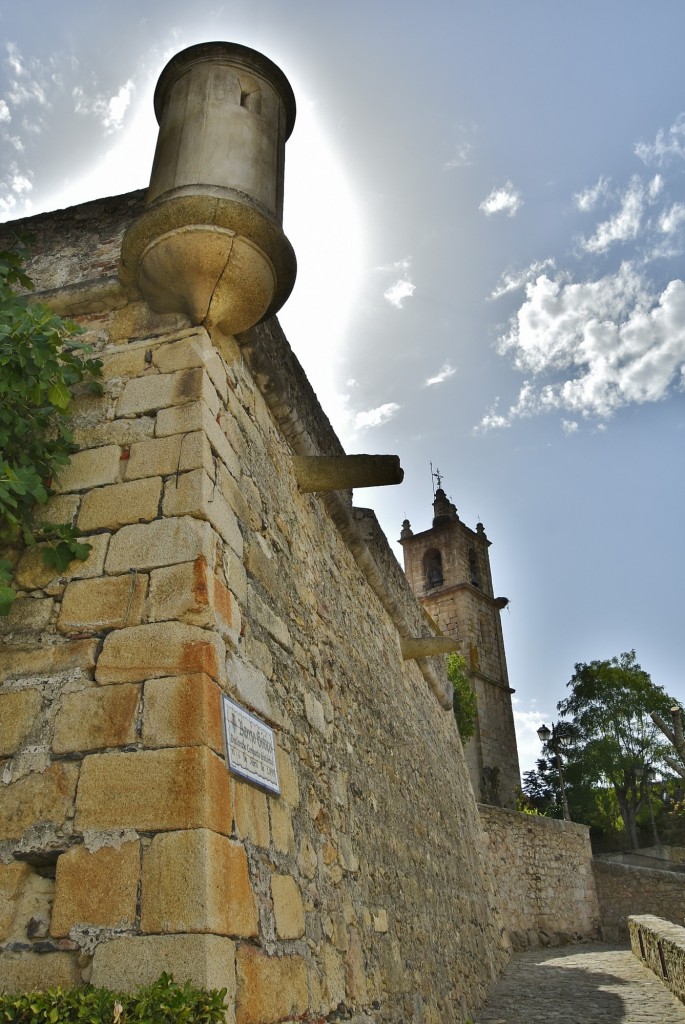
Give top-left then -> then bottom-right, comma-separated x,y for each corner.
293,455 -> 403,493
400,637 -> 461,661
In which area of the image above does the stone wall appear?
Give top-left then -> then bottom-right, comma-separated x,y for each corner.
594,860 -> 685,941
478,805 -> 601,949
629,914 -> 685,1005
0,194 -> 510,1023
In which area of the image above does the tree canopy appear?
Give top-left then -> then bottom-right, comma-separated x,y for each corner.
554,650 -> 677,848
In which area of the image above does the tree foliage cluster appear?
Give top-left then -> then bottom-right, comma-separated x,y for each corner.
523,651 -> 679,849
447,652 -> 478,741
0,242 -> 102,614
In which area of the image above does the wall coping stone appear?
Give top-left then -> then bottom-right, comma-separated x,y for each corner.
629,914 -> 685,1005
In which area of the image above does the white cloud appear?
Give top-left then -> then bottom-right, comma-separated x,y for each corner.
581,176 -> 644,253
479,181 -> 522,218
445,125 -> 476,169
0,163 -> 34,217
5,44 -> 48,107
574,176 -> 611,212
11,173 -> 31,194
4,134 -> 24,152
6,43 -> 23,77
479,263 -> 685,428
353,403 -> 401,430
376,256 -> 411,273
478,407 -> 511,431
424,361 -> 456,387
0,101 -> 10,123
513,703 -> 553,776
648,174 -> 664,200
73,78 -> 134,133
384,278 -> 415,308
445,142 -> 473,169
659,202 -> 685,235
377,256 -> 416,308
635,113 -> 685,166
489,258 -> 556,300
561,419 -> 578,434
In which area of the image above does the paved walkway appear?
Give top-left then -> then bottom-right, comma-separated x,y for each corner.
475,943 -> 685,1023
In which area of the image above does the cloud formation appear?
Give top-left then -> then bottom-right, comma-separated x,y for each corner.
354,403 -> 401,430
73,78 -> 134,133
573,176 -> 611,212
580,176 -> 645,253
479,182 -> 522,218
489,258 -> 556,300
635,113 -> 685,166
445,143 -> 473,169
479,263 -> 685,428
424,361 -> 456,386
378,256 -> 416,309
384,279 -> 415,308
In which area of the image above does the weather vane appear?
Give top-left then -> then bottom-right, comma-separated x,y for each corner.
430,462 -> 443,497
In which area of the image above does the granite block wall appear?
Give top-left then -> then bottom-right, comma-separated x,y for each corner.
0,194 -> 509,1023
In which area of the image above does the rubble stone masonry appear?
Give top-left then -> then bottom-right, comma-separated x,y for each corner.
0,193 -> 509,1022
479,805 -> 601,949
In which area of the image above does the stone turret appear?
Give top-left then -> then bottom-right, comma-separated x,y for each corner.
121,41 -> 297,335
400,483 -> 521,808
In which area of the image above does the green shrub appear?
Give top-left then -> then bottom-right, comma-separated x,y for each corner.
0,240 -> 102,615
0,973 -> 228,1023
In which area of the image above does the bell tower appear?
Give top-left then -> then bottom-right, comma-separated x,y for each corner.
400,482 -> 520,807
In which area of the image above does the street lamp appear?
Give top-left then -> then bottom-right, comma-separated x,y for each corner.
537,722 -> 571,821
635,764 -> 661,849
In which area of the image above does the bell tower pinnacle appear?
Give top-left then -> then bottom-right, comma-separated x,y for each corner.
400,482 -> 520,807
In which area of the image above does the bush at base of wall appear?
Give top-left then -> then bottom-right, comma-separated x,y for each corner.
0,973 -> 228,1023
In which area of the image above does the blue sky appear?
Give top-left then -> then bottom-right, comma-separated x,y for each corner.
2,1 -> 685,775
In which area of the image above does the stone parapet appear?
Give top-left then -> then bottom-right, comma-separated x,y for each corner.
630,914 -> 685,1005
595,859 -> 685,941
479,804 -> 601,949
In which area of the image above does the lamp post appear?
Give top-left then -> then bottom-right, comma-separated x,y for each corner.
635,764 -> 660,849
537,722 -> 571,821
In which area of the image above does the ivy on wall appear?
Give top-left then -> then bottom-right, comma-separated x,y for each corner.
0,241 -> 102,614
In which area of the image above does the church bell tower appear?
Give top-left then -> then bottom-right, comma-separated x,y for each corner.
400,482 -> 520,808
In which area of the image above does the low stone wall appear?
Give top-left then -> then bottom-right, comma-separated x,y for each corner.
478,805 -> 601,949
630,914 -> 685,1004
594,859 -> 685,941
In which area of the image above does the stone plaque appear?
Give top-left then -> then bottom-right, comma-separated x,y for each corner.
221,695 -> 280,795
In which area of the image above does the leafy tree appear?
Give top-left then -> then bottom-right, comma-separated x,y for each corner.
447,652 -> 478,741
556,650 -> 677,849
0,241 -> 102,613
651,705 -> 685,780
521,756 -> 558,815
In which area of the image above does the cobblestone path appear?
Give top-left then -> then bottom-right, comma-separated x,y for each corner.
475,943 -> 685,1023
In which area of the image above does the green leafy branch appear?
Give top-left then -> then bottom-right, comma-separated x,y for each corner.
0,240 -> 102,614
447,651 -> 478,741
